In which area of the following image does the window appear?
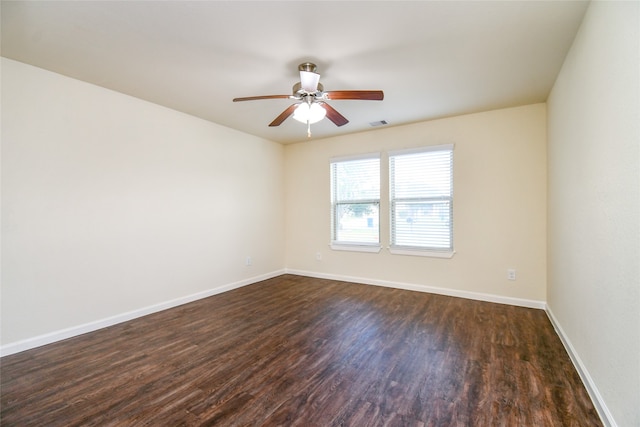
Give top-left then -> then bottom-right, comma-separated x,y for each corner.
389,145 -> 453,256
330,154 -> 380,251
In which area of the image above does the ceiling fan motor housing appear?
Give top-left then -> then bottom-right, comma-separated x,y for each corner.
293,82 -> 323,96
298,62 -> 318,73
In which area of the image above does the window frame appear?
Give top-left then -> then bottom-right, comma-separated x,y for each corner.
330,153 -> 382,253
388,144 -> 454,258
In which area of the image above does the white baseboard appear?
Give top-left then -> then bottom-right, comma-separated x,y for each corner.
0,269 -> 285,357
285,269 -> 546,309
545,306 -> 616,427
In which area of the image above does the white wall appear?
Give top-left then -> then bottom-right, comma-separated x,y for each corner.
285,104 -> 547,305
1,58 -> 285,350
547,1 -> 640,426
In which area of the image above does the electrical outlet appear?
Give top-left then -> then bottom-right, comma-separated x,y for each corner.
507,269 -> 516,281
316,252 -> 322,261
246,256 -> 252,266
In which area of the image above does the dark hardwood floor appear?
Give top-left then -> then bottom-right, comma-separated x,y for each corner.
1,275 -> 601,426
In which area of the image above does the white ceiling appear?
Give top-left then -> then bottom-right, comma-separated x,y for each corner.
1,1 -> 588,144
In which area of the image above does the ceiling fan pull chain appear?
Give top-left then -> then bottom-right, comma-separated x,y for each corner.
307,120 -> 312,138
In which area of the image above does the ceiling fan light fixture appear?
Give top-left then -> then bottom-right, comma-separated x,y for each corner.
299,70 -> 320,93
293,102 -> 326,124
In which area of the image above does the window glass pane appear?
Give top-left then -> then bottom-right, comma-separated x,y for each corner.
334,203 -> 380,243
333,158 -> 380,202
391,150 -> 452,198
392,201 -> 451,249
331,156 -> 380,245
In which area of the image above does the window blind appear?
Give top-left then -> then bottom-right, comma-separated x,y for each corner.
389,145 -> 453,251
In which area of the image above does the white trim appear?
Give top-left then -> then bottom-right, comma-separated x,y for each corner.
545,306 -> 615,427
388,247 -> 455,258
285,269 -> 545,309
0,269 -> 286,357
330,243 -> 382,253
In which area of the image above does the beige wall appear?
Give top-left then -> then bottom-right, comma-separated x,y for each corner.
3,5 -> 637,421
547,1 -> 640,426
285,104 -> 547,304
1,58 -> 285,348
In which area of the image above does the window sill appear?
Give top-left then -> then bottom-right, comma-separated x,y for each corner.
330,243 -> 382,253
388,247 -> 455,258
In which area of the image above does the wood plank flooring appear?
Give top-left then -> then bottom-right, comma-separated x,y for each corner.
1,275 -> 602,426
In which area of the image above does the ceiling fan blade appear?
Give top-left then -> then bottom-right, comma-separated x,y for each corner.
269,104 -> 299,127
320,103 -> 349,127
324,90 -> 384,101
233,95 -> 292,102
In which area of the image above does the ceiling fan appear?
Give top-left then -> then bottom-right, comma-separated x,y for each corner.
233,62 -> 384,137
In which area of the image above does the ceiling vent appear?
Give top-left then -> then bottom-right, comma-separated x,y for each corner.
369,120 -> 388,127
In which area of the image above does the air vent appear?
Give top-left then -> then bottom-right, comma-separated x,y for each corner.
369,120 -> 388,127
